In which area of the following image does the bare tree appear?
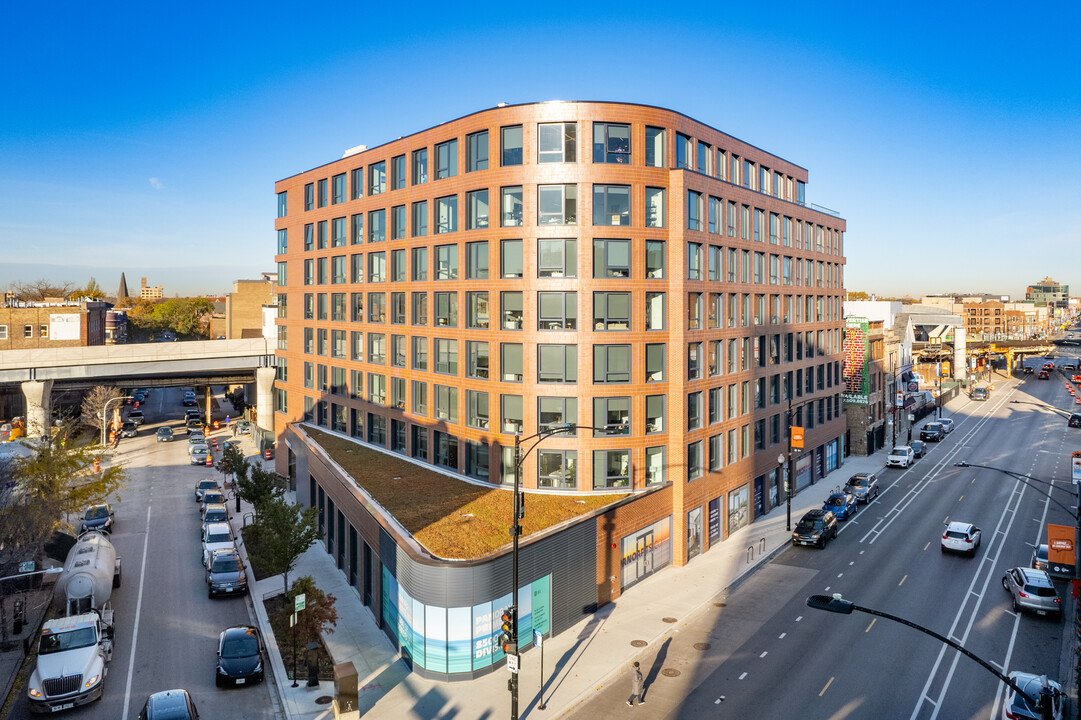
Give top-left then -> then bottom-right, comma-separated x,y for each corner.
11,279 -> 77,302
81,386 -> 124,437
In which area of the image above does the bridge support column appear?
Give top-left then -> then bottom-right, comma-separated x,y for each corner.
953,327 -> 967,381
255,367 -> 275,439
21,379 -> 53,438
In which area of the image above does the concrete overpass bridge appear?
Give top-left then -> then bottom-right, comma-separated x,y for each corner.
0,339 -> 276,438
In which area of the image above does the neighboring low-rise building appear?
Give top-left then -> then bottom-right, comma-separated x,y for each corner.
139,277 -> 164,300
226,275 -> 277,339
0,300 -> 107,349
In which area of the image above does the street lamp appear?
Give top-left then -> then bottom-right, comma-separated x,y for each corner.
507,422 -> 625,720
100,396 -> 132,447
777,453 -> 788,531
806,594 -> 1058,716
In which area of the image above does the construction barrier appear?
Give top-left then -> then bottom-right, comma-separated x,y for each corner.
93,458 -> 100,472
264,448 -> 273,460
205,454 -> 213,466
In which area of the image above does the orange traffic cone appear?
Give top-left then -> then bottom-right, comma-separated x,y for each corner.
93,457 -> 100,472
205,453 -> 213,466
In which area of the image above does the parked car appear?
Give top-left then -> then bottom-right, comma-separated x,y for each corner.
921,423 -> 945,441
1031,544 -> 1049,571
120,421 -> 138,438
195,479 -> 221,502
843,473 -> 879,503
188,431 -> 206,446
910,440 -> 926,458
235,420 -> 252,436
887,446 -> 915,468
939,418 -> 955,434
822,492 -> 858,520
201,503 -> 229,529
1001,567 -> 1062,617
128,410 -> 145,426
137,689 -> 200,720
200,490 -> 226,512
201,522 -> 236,567
190,445 -> 210,465
206,548 -> 248,598
215,626 -> 265,687
80,503 -> 114,533
156,427 -> 174,442
186,419 -> 203,434
1002,671 -> 1064,720
941,521 -> 981,555
792,509 -> 838,548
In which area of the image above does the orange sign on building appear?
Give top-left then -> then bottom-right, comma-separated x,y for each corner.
1046,523 -> 1076,578
791,426 -> 804,449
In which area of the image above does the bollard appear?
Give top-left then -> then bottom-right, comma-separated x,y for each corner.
93,457 -> 101,472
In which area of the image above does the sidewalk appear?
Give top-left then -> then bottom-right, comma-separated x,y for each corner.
237,396 -> 967,720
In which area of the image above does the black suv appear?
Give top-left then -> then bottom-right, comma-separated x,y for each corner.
792,509 -> 838,548
1069,413 -> 1081,428
920,422 -> 945,441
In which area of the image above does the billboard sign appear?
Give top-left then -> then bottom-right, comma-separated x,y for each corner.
842,317 -> 870,404
1046,524 -> 1076,578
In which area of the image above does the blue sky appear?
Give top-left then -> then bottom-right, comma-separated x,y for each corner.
2,2 -> 1078,298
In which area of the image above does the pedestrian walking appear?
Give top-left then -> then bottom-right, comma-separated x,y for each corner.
232,423 -> 238,437
626,661 -> 645,707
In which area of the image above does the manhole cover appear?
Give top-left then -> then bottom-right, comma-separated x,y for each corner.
315,696 -> 333,705
693,642 -> 712,651
661,668 -> 681,677
713,602 -> 726,607
631,639 -> 648,647
662,617 -> 677,623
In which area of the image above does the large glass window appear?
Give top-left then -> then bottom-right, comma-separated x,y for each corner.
412,148 -> 428,185
411,337 -> 427,370
368,333 -> 386,364
434,338 -> 458,375
593,344 -> 630,383
412,201 -> 428,237
538,122 -> 576,163
369,209 -> 385,243
538,291 -> 577,330
501,394 -> 523,434
501,240 -> 523,278
592,122 -> 630,164
687,191 -> 703,231
538,238 -> 576,278
435,244 -> 458,280
645,343 -> 665,382
466,131 -> 488,172
645,187 -> 665,228
645,395 -> 665,433
594,292 -> 631,331
411,247 -> 427,281
436,195 -> 458,234
466,340 -> 489,379
644,126 -> 665,168
645,240 -> 664,279
434,291 -> 458,327
466,241 -> 488,279
369,161 -> 386,195
592,449 -> 630,488
434,385 -> 458,423
538,397 -> 576,433
368,251 -> 386,283
502,291 -> 523,330
593,238 -> 631,278
317,178 -> 327,207
391,205 -> 406,240
538,184 -> 577,225
466,291 -> 489,329
537,344 -> 577,383
501,342 -> 523,382
593,185 -> 631,226
435,139 -> 458,180
501,125 -> 523,166
501,186 -> 523,227
539,450 -> 577,489
466,390 -> 489,429
331,173 -> 346,204
675,133 -> 692,169
466,190 -> 489,230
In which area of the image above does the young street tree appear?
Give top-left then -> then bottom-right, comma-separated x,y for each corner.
80,385 -> 124,437
246,496 -> 319,596
0,424 -> 127,570
278,575 -> 338,649
237,464 -> 285,518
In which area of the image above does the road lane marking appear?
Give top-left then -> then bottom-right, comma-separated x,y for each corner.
760,651 -> 768,658
849,561 -> 855,566
899,575 -> 907,586
865,618 -> 876,632
121,505 -> 152,720
795,616 -> 802,622
778,632 -> 786,639
819,677 -> 834,696
739,672 -> 747,680
958,495 -> 964,502
923,542 -> 930,550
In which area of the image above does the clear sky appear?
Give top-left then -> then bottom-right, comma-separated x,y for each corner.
2,2 -> 1078,298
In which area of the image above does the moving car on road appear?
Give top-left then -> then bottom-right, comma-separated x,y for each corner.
941,521 -> 981,556
128,410 -> 145,426
1002,671 -> 1064,720
137,689 -> 200,720
1001,567 -> 1062,618
156,427 -> 173,442
887,446 -> 915,468
189,444 -> 210,465
822,492 -> 858,520
80,503 -> 114,533
843,473 -> 879,503
792,509 -> 838,548
120,421 -> 138,438
1038,370 -> 1050,380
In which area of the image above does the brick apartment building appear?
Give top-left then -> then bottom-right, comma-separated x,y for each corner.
225,275 -> 277,339
273,101 -> 847,679
0,300 -> 107,350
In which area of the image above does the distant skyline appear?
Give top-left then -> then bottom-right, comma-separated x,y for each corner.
2,3 -> 1078,298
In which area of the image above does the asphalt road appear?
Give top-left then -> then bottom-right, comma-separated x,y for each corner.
7,386 -> 279,720
568,359 -> 1079,719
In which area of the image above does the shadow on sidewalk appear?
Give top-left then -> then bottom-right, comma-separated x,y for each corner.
522,601 -> 614,715
641,637 -> 670,701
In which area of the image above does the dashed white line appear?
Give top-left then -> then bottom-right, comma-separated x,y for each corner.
778,632 -> 786,639
121,506 -> 152,720
760,651 -> 768,658
739,672 -> 747,680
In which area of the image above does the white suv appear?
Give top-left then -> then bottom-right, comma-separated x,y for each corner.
886,446 -> 914,468
941,521 -> 981,556
201,522 -> 235,567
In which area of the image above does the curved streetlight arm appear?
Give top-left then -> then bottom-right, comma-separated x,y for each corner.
806,595 -> 1042,708
514,423 -> 624,468
953,462 -> 1079,520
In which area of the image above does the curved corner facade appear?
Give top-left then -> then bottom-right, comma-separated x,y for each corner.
272,101 -> 848,679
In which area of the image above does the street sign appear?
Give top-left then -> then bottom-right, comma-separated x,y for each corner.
533,629 -> 543,648
791,426 -> 804,449
507,654 -> 519,673
18,561 -> 35,573
295,593 -> 306,612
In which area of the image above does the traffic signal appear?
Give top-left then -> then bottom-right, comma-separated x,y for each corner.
498,606 -> 517,654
